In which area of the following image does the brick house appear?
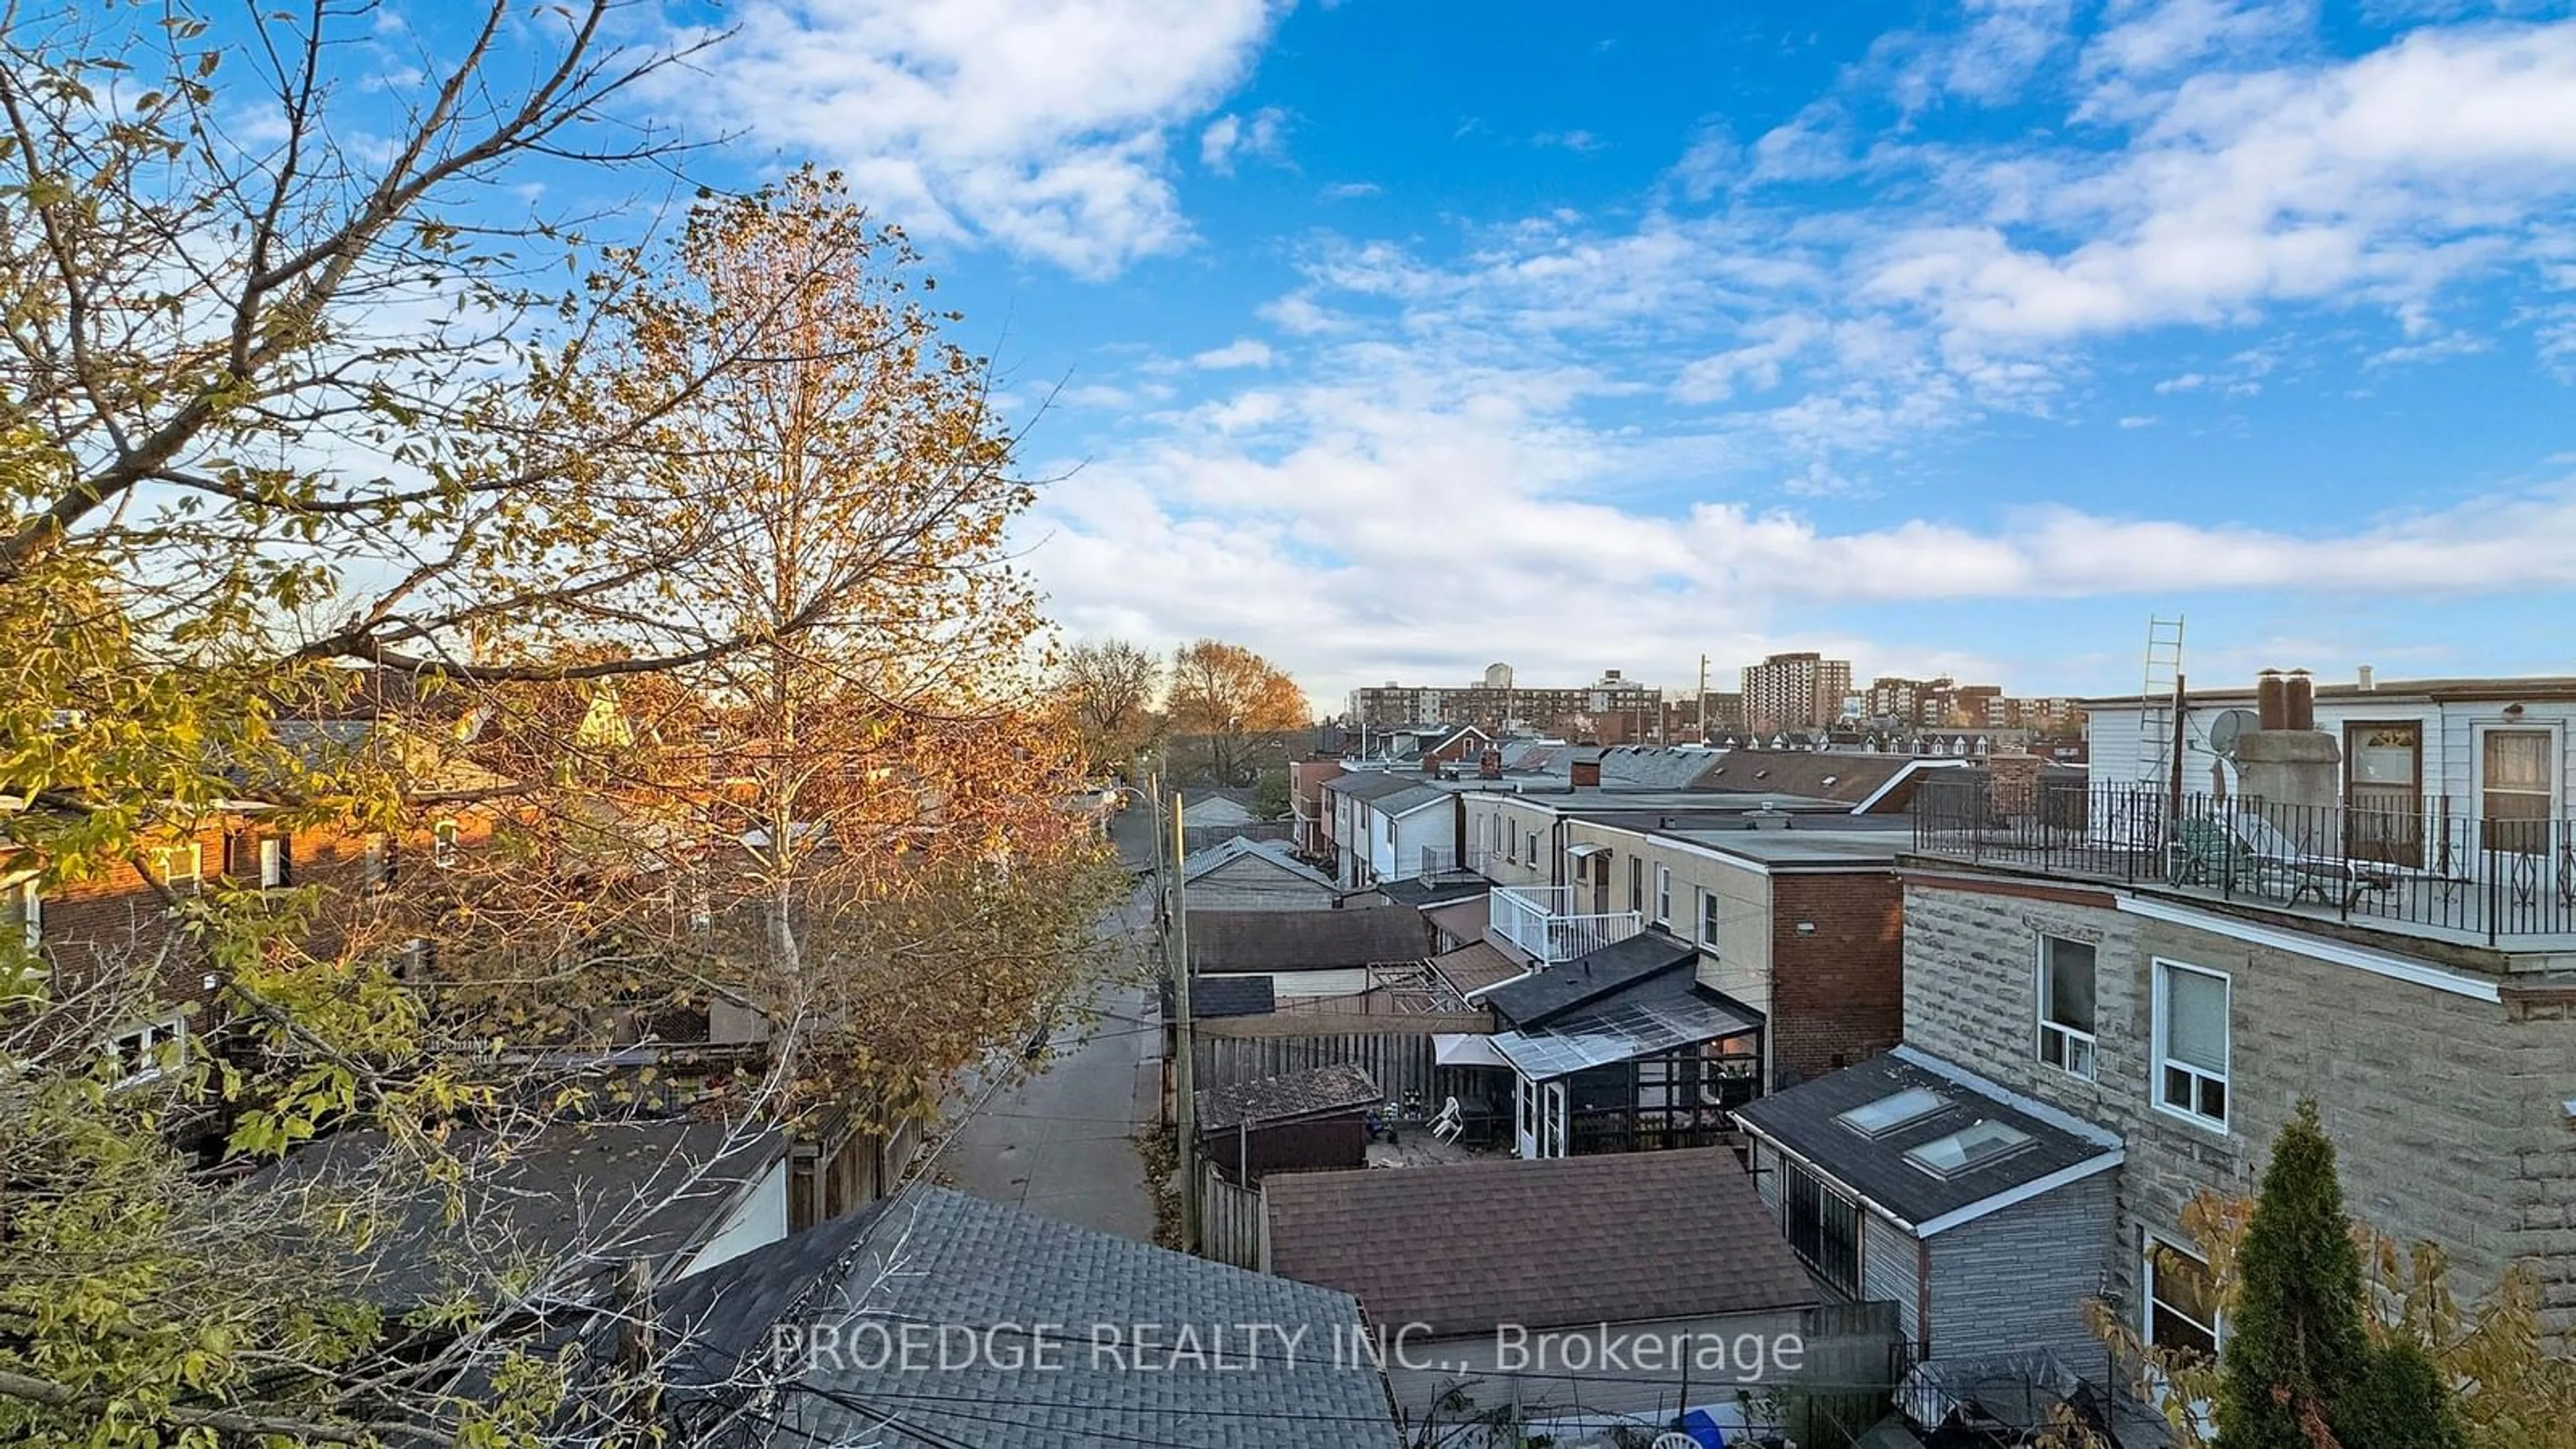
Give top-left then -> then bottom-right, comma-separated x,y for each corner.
1732,747 -> 2576,1373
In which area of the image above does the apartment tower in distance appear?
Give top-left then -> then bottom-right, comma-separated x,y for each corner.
1740,651 -> 1853,731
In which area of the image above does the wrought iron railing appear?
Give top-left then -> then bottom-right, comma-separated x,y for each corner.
1491,884 -> 1645,963
1911,777 -> 2576,945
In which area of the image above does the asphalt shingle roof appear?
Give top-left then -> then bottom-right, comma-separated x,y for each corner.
656,1186 -> 1399,1448
1322,770 -> 1439,802
1730,1046 -> 2121,1233
1185,906 -> 1428,973
1480,930 -> 1697,1029
1184,835 -> 1337,889
1196,1063 -> 1381,1132
241,1117 -> 786,1311
1264,1148 -> 1819,1337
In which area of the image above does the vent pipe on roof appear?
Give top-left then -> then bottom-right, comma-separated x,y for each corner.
2357,664 -> 2375,692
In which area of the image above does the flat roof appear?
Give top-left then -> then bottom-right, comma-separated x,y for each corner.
1657,828 -> 1908,867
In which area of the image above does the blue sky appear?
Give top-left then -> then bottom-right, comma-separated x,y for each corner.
515,3 -> 2576,701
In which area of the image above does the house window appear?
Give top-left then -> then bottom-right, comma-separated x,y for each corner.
1699,887 -> 1722,946
5,877 -> 40,951
106,1015 -> 186,1087
362,833 -> 395,890
2145,1238 -> 2220,1359
1782,1159 -> 1862,1297
153,843 -> 201,896
2154,960 -> 2230,1129
1524,831 -> 1536,867
1654,865 -> 1671,924
433,819 -> 460,868
258,836 -> 292,889
1628,856 -> 1644,914
2035,936 -> 2098,1080
2481,729 -> 2553,855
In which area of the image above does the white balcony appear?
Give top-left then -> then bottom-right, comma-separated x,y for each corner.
1490,884 -> 1644,964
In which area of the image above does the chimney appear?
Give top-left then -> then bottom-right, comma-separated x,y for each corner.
2237,665 -> 2341,835
1422,751 -> 1441,775
1479,748 -> 1502,780
1570,758 -> 1601,789
2255,669 -> 2288,731
2357,664 -> 2375,692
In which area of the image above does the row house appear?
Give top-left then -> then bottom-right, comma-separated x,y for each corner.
1731,690 -> 2576,1377
1321,769 -> 1460,890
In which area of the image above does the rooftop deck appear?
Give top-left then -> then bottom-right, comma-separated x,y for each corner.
1911,779 -> 2576,954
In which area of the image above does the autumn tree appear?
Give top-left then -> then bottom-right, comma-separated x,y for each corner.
0,5 -> 1109,1444
1166,639 -> 1309,785
2081,1107 -> 2489,1449
1056,639 -> 1165,774
417,167 -> 1121,1148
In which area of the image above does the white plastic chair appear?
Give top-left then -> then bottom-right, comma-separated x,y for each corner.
1429,1095 -> 1464,1143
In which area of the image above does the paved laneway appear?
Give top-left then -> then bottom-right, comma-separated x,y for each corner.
936,886 -> 1160,1240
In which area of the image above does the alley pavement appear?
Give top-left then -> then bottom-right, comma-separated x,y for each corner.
936,884 -> 1160,1240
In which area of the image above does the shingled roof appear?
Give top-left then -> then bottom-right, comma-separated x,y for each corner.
1264,1149 -> 1818,1338
1196,1063 -> 1381,1133
655,1187 -> 1398,1448
1185,906 -> 1428,973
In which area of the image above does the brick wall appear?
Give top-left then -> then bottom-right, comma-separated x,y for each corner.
1903,871 -> 2576,1341
1768,873 -> 1904,1087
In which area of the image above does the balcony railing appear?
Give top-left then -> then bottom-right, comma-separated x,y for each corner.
1912,777 -> 2576,945
1416,846 -> 1493,879
1491,884 -> 1645,963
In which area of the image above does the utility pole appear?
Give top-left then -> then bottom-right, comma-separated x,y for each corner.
1697,654 -> 1710,744
1170,791 -> 1199,1256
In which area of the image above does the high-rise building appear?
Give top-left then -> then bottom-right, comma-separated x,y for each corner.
1344,665 -> 1662,741
1739,652 -> 1852,731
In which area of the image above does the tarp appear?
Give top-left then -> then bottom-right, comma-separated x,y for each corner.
1431,1032 -> 1513,1069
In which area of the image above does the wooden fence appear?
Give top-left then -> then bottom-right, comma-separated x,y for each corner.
1192,1031 -> 1441,1110
1198,1163 -> 1265,1270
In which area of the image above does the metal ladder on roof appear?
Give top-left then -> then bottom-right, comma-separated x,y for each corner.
2139,615 -> 2186,788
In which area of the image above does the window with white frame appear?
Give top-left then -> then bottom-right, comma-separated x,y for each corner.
5,877 -> 40,951
1699,887 -> 1722,946
1654,865 -> 1671,924
1628,856 -> 1644,914
258,835 -> 292,888
106,1015 -> 186,1087
2155,960 -> 2230,1128
2145,1237 -> 2220,1359
2035,935 -> 2098,1080
1524,830 -> 1536,867
433,818 -> 460,868
153,842 -> 201,895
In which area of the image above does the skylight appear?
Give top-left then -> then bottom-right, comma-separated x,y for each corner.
1904,1120 -> 2035,1179
1834,1085 -> 1947,1138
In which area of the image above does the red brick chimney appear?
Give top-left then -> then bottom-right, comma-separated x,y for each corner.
1479,748 -> 1503,780
1570,758 -> 1601,788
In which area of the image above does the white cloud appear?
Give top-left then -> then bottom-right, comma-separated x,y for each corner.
1202,105 -> 1290,174
2118,414 -> 2158,427
1667,123 -> 1737,203
1190,338 -> 1276,369
2153,372 -> 2208,392
1534,129 -> 1607,154
1322,180 -> 1382,199
1868,21 -> 2576,347
668,0 -> 1283,278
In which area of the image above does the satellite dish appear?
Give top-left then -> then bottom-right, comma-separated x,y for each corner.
2208,707 -> 2259,759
